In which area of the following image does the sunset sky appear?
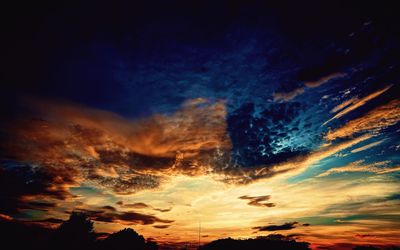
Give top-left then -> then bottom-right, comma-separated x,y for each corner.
1,1 -> 400,249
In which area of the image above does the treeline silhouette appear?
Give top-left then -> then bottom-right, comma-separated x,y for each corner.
199,234 -> 310,250
1,212 -> 398,250
1,212 -> 157,250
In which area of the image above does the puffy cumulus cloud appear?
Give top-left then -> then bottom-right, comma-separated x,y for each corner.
274,72 -> 345,102
323,85 -> 392,126
325,99 -> 400,141
317,160 -> 400,177
2,98 -> 231,197
238,195 -> 275,208
253,222 -> 298,231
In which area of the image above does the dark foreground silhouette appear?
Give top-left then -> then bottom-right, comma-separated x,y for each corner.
199,234 -> 310,250
1,212 -> 157,250
1,212 -> 398,250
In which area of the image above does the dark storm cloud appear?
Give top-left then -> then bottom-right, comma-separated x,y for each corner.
253,222 -> 298,231
239,195 -> 275,208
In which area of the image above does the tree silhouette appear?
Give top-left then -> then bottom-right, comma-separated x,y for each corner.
51,212 -> 96,250
98,228 -> 147,250
146,240 -> 159,250
199,234 -> 310,250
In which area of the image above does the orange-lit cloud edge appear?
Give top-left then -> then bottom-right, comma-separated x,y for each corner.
2,89 -> 400,249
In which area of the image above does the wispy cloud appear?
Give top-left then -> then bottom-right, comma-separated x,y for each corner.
330,97 -> 359,113
325,99 -> 400,141
350,139 -> 385,153
253,222 -> 298,231
317,160 -> 400,177
323,85 -> 392,125
274,73 -> 345,102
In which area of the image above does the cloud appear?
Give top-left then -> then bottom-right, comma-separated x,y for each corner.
239,195 -> 275,207
232,134 -> 373,182
116,201 -> 172,212
330,97 -> 359,113
75,207 -> 174,225
325,99 -> 400,141
253,222 -> 298,231
117,212 -> 173,225
350,140 -> 385,153
354,234 -> 375,239
153,207 -> 172,213
0,213 -> 13,221
273,88 -> 305,102
304,72 -> 346,88
0,164 -> 76,215
153,225 -> 170,229
117,202 -> 150,209
274,72 -> 345,101
2,98 -> 231,195
323,85 -> 392,126
317,160 -> 400,177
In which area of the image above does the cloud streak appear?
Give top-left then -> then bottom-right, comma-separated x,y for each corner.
239,195 -> 275,208
325,99 -> 400,141
274,73 -> 345,102
323,85 -> 392,126
317,160 -> 400,177
253,222 -> 298,231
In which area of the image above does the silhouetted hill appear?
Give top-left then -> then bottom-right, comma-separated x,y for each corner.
199,234 -> 310,250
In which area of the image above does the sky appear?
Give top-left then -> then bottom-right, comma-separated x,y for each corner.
1,1 -> 400,249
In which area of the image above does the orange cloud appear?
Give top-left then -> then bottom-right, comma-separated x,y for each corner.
325,99 -> 400,141
273,88 -> 305,102
4,98 -> 231,195
274,72 -> 345,102
350,139 -> 384,153
330,97 -> 359,113
304,72 -> 346,88
323,85 -> 392,125
317,160 -> 400,177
